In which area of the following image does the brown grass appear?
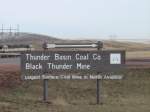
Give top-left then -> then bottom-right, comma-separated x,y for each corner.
0,64 -> 21,88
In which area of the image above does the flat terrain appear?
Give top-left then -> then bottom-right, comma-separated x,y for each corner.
126,51 -> 150,59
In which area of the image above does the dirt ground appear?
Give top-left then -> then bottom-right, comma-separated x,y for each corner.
0,64 -> 21,88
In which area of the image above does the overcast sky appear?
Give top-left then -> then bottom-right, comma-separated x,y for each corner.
0,0 -> 150,39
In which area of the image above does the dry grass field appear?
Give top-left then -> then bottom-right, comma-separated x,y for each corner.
126,51 -> 150,59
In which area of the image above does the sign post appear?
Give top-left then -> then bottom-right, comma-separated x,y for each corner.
96,41 -> 103,104
21,41 -> 125,104
42,41 -> 102,102
43,78 -> 48,102
43,44 -> 48,102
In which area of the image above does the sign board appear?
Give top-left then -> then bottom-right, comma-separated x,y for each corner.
21,50 -> 125,79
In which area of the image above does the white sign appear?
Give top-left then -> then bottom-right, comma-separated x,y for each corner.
110,53 -> 121,64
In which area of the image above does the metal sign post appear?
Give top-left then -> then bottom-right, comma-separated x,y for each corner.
21,41 -> 125,104
43,79 -> 48,102
43,44 -> 48,102
42,41 -> 103,103
44,41 -> 103,104
96,41 -> 103,104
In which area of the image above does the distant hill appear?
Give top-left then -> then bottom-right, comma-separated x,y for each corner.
0,32 -> 62,48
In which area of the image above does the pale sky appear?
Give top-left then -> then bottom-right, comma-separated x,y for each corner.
0,0 -> 150,39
